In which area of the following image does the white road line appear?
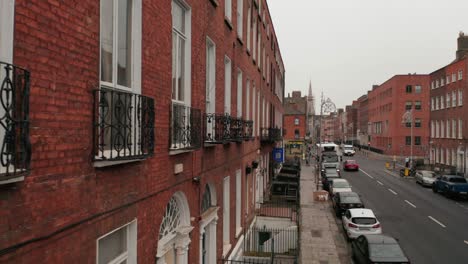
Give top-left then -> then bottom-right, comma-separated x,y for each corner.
388,189 -> 398,195
464,240 -> 468,245
359,168 -> 374,179
405,200 -> 417,208
377,181 -> 384,185
428,216 -> 446,228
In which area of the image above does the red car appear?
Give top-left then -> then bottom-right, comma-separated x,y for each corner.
344,160 -> 359,171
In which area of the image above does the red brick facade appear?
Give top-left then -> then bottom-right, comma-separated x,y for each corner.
0,0 -> 284,263
284,115 -> 306,140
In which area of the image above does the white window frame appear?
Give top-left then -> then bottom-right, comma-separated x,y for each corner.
252,16 -> 257,61
206,37 -> 216,140
257,31 -> 261,68
431,97 -> 434,111
431,81 -> 434,90
441,78 -> 445,86
440,96 -> 444,109
96,219 -> 137,264
235,169 -> 242,237
171,0 -> 191,106
224,56 -> 232,114
246,79 -> 250,119
436,121 -> 439,138
447,120 -> 450,138
459,119 -> 463,139
431,121 -> 434,138
446,93 -> 450,108
257,90 -> 260,136
223,176 -> 231,255
236,0 -> 243,39
0,0 -> 15,63
252,84 -> 256,134
452,91 -> 457,107
100,0 -> 142,94
246,4 -> 251,52
237,69 -> 243,117
436,80 -> 439,88
459,90 -> 463,106
452,119 -> 457,139
446,75 -> 450,84
441,121 -> 445,138
452,73 -> 457,83
459,70 -> 463,80
225,0 -> 232,22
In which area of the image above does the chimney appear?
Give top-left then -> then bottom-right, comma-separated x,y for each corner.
292,91 -> 301,98
456,31 -> 468,60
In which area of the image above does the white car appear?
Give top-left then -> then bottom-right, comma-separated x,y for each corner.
342,208 -> 382,239
415,170 -> 437,187
330,178 -> 352,196
343,145 -> 355,156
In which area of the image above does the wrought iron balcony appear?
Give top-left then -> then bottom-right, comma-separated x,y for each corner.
261,127 -> 283,143
170,102 -> 201,151
204,113 -> 232,144
93,87 -> 154,161
0,62 -> 31,182
243,120 -> 254,140
229,117 -> 244,142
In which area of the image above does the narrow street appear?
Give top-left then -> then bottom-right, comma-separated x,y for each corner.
340,153 -> 468,264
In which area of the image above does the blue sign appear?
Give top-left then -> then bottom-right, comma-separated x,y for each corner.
272,148 -> 284,163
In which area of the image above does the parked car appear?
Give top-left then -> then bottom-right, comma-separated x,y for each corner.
415,170 -> 437,187
343,160 -> 359,171
351,234 -> 410,263
343,145 -> 356,156
432,175 -> 468,198
332,192 -> 364,217
322,174 -> 341,192
321,166 -> 340,177
330,178 -> 352,196
342,208 -> 382,239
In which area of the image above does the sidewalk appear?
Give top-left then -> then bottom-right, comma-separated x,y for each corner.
299,163 -> 350,264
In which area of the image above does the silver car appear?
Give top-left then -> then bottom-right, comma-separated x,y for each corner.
415,170 -> 437,187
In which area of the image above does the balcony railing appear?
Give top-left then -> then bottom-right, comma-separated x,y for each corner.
93,87 -> 154,161
0,62 -> 31,181
243,120 -> 254,140
204,113 -> 231,144
170,102 -> 201,151
261,127 -> 282,143
230,117 -> 244,142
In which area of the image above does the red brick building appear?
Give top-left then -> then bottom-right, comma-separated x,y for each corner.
429,33 -> 468,175
356,94 -> 370,146
368,75 -> 430,157
0,0 -> 285,263
345,103 -> 358,144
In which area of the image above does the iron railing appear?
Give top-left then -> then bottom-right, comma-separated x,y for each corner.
230,117 -> 244,142
219,258 -> 297,264
261,127 -> 282,143
93,87 -> 154,161
170,102 -> 201,150
243,120 -> 254,140
0,61 -> 31,179
255,201 -> 298,222
204,113 -> 231,144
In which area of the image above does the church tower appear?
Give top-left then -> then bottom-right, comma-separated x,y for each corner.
307,81 -> 315,141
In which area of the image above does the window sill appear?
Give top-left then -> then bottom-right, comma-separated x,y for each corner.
94,158 -> 145,168
222,244 -> 232,258
0,175 -> 25,185
224,18 -> 233,30
169,149 -> 195,156
209,0 -> 219,7
237,36 -> 244,45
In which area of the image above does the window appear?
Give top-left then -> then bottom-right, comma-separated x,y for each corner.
257,90 -> 260,136
415,85 -> 421,93
235,170 -> 242,236
294,129 -> 300,139
446,75 -> 450,84
415,118 -> 421,127
431,81 -> 434,90
441,121 -> 445,138
252,84 -> 256,134
447,120 -> 450,138
406,85 -> 412,93
294,118 -> 299,125
452,119 -> 456,138
246,79 -> 250,119
236,0 -> 243,38
431,97 -> 434,111
446,93 -> 451,108
246,4 -> 251,51
436,121 -> 439,138
97,220 -> 137,264
0,0 -> 15,63
459,70 -> 463,80
101,0 -> 142,92
459,90 -> 463,106
223,176 -> 230,250
237,69 -> 242,117
225,0 -> 232,21
415,101 -> 421,110
405,120 -> 411,127
441,78 -> 445,86
257,31 -> 261,67
172,0 -> 190,103
459,119 -> 463,139
452,73 -> 456,83
440,96 -> 444,109
206,37 -> 216,115
224,56 -> 232,114
415,136 -> 421,145
405,101 -> 412,110
436,80 -> 439,88
252,16 -> 257,60
436,97 -> 439,110
431,121 -> 434,138
452,91 -> 456,107
405,136 -> 411,145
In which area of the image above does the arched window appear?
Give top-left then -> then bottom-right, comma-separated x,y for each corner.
159,197 -> 181,240
201,185 -> 212,213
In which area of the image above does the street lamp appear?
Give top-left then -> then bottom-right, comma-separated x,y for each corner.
319,93 -> 336,150
402,109 -> 413,168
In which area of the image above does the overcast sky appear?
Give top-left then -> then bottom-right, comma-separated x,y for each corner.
267,0 -> 468,110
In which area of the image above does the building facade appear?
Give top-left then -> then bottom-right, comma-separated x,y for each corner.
368,75 -> 430,157
0,0 -> 285,263
345,103 -> 358,144
429,33 -> 468,175
356,94 -> 370,146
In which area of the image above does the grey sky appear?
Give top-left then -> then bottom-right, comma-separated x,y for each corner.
267,0 -> 468,109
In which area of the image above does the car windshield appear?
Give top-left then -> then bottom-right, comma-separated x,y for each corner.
341,196 -> 361,204
370,244 -> 406,259
449,177 -> 467,183
344,147 -> 353,150
333,181 -> 350,188
352,217 -> 376,225
323,156 -> 339,162
421,171 -> 436,178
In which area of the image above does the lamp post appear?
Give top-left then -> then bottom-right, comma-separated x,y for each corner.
402,109 -> 413,168
319,93 -> 336,150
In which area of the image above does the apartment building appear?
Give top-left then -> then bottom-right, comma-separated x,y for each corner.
367,75 -> 430,156
429,33 -> 468,175
0,1 -> 285,263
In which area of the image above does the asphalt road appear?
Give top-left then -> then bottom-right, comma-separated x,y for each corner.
339,153 -> 468,264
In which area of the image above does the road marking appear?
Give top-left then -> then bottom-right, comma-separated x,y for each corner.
404,200 -> 417,208
388,189 -> 398,195
359,168 -> 374,179
428,216 -> 446,228
464,240 -> 468,245
377,181 -> 384,185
